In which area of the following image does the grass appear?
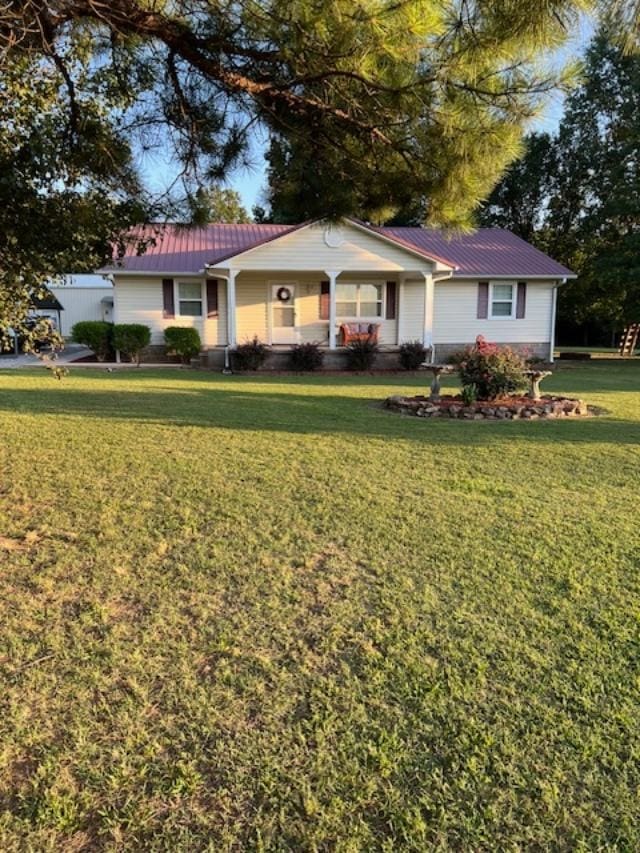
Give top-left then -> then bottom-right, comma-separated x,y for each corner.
1,363 -> 639,851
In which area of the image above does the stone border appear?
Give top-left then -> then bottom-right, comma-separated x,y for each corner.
385,394 -> 592,420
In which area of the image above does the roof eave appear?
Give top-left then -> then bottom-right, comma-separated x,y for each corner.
451,272 -> 577,280
97,267 -> 206,276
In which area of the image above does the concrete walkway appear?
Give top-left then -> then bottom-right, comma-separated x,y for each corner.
0,344 -> 92,368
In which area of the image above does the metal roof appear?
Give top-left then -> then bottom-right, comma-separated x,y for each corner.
102,221 -> 574,278
376,226 -> 574,277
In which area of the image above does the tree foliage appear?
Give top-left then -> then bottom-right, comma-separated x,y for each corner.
0,1 -> 633,343
187,186 -> 252,224
1,0 -> 596,230
479,30 -> 640,343
0,51 -> 148,348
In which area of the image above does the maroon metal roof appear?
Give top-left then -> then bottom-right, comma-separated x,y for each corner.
105,221 -> 573,278
376,226 -> 574,277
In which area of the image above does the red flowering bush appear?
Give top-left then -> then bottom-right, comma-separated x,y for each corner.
453,335 -> 527,400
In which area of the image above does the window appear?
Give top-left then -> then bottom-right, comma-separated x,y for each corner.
490,283 -> 515,318
335,283 -> 384,318
178,282 -> 202,317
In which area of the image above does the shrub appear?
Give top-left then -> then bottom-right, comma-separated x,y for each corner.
345,338 -> 378,371
461,384 -> 478,406
232,336 -> 269,371
113,324 -> 151,365
72,320 -> 113,362
454,335 -> 526,400
399,340 -> 428,370
164,326 -> 202,364
289,342 -> 324,371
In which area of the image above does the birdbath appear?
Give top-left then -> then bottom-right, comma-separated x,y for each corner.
420,362 -> 456,401
524,369 -> 552,400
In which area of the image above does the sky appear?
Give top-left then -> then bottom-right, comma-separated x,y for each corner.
140,15 -> 595,213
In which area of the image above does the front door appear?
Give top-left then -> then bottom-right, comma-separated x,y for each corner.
271,283 -> 297,344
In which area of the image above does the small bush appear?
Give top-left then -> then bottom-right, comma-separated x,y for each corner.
232,336 -> 269,371
345,338 -> 378,371
289,342 -> 324,371
113,324 -> 151,365
399,340 -> 428,370
165,326 -> 202,364
454,335 -> 526,400
72,321 -> 113,362
461,384 -> 478,406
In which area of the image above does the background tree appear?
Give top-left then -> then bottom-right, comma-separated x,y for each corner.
187,186 -> 252,224
261,135 -> 428,225
0,53 -> 148,351
480,30 -> 640,346
478,133 -> 557,244
551,32 -> 640,343
1,1 -> 598,232
0,1 -> 633,343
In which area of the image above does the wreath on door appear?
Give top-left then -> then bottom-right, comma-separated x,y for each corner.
276,286 -> 293,303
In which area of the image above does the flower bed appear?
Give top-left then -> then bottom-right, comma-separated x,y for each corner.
385,394 -> 591,420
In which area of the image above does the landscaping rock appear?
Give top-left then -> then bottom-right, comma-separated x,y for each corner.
384,394 -> 594,422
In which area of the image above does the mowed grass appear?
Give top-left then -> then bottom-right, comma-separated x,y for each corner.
0,364 -> 639,851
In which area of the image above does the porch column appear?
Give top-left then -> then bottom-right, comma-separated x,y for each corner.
227,270 -> 237,347
423,272 -> 434,357
325,269 -> 340,349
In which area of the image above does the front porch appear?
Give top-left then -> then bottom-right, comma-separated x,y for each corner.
205,268 -> 437,351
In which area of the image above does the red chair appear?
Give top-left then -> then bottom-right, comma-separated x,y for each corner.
340,322 -> 380,345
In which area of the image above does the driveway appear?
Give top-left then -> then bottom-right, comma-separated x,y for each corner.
0,344 -> 92,368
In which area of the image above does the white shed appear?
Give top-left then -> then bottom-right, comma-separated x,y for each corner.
48,275 -> 114,338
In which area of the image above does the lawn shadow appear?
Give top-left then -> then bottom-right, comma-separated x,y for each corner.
1,370 -> 639,446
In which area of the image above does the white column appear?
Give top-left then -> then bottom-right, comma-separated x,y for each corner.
423,272 -> 434,355
227,270 -> 237,347
397,275 -> 405,345
325,269 -> 340,349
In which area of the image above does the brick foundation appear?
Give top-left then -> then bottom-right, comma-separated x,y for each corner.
137,345 -> 181,364
179,341 -> 553,371
433,342 -> 550,361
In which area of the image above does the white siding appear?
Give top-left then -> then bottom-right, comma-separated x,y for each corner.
50,286 -> 113,337
235,272 -> 397,346
228,221 -> 433,273
112,273 -> 554,353
113,276 -> 227,347
433,279 -> 554,344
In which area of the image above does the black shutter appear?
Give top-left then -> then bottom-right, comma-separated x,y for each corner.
516,282 -> 527,319
386,281 -> 397,320
319,280 -> 330,320
162,278 -> 175,319
207,279 -> 219,317
477,282 -> 489,319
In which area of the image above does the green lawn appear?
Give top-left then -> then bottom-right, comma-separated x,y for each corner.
1,364 -> 639,851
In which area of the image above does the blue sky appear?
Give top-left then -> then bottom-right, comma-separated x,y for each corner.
141,17 -> 594,212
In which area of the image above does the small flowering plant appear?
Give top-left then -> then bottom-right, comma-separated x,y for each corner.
453,335 -> 527,400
